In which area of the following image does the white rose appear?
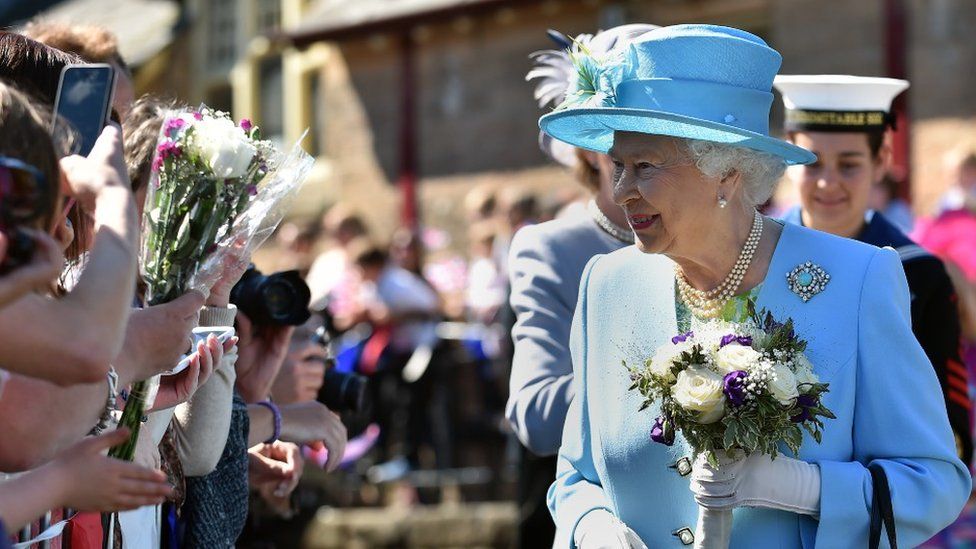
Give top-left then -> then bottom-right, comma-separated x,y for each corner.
649,340 -> 694,383
714,343 -> 762,375
673,366 -> 726,424
192,117 -> 256,178
768,362 -> 799,405
793,354 -> 819,388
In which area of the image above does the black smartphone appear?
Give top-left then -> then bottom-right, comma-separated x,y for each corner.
52,64 -> 116,157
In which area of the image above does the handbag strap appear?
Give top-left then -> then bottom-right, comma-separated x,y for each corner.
868,463 -> 897,549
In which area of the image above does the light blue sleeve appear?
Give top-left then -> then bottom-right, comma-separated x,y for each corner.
815,248 -> 972,547
506,228 -> 576,456
547,255 -> 613,549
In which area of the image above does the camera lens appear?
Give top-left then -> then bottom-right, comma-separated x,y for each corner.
262,278 -> 304,323
320,370 -> 368,415
230,267 -> 312,326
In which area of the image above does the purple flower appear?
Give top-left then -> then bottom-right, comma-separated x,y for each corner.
650,416 -> 675,446
163,117 -> 186,138
723,370 -> 749,406
719,334 -> 753,348
672,331 -> 694,344
790,394 -> 818,423
192,111 -> 203,120
240,118 -> 253,132
246,184 -> 258,196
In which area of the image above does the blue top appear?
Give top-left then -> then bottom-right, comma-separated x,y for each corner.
549,221 -> 970,548
506,211 -> 630,457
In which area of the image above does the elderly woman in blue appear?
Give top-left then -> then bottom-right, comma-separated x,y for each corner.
540,24 -> 971,549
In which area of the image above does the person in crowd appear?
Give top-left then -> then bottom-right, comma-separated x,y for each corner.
0,81 -> 172,542
306,203 -> 369,308
271,317 -> 328,405
464,183 -> 499,225
506,24 -> 655,549
21,20 -> 135,119
541,24 -> 968,547
465,220 -> 506,325
776,75 -> 972,463
273,220 -> 320,276
936,142 -> 976,214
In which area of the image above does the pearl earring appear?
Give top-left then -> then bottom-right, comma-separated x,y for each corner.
718,196 -> 728,209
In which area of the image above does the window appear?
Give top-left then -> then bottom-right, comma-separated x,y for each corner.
258,0 -> 281,32
307,70 -> 324,156
205,83 -> 233,114
206,0 -> 238,70
259,56 -> 284,145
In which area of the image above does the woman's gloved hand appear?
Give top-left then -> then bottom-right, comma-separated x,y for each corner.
574,509 -> 647,549
689,450 -> 821,516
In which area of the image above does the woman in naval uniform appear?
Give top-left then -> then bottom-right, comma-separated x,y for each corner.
775,75 -> 973,464
541,24 -> 970,548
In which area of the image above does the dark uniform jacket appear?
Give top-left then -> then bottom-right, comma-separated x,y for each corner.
784,208 -> 973,463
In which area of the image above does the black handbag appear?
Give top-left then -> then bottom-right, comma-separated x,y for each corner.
868,463 -> 897,549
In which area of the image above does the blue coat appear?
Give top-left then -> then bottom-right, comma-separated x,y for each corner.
507,213 -> 630,456
549,221 -> 971,548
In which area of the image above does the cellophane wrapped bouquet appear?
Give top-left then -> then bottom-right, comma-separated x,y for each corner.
109,107 -> 313,460
628,302 -> 835,548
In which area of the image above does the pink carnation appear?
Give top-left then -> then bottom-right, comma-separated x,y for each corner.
163,117 -> 186,138
240,118 -> 253,132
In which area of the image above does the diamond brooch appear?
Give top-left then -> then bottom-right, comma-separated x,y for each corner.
787,262 -> 830,302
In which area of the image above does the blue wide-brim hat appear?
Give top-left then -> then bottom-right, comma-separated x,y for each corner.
539,24 -> 816,165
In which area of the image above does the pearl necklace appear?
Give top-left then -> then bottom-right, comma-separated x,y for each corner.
588,200 -> 634,244
676,210 -> 764,318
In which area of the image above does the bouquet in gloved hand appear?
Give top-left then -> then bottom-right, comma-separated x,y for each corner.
627,300 -> 835,548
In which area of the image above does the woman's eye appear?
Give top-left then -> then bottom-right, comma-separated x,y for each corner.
637,162 -> 657,171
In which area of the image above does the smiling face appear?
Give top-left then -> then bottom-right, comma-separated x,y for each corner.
609,131 -> 725,256
788,131 -> 886,238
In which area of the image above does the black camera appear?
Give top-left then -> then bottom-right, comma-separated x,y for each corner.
313,326 -> 369,416
229,266 -> 311,326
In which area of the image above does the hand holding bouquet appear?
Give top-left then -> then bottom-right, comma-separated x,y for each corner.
628,302 -> 834,548
110,108 -> 313,460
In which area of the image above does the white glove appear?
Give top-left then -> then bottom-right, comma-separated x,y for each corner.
574,509 -> 648,549
689,450 -> 821,516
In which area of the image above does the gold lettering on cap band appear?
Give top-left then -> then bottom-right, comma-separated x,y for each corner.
785,109 -> 890,131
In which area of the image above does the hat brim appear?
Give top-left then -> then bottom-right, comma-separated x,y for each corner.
539,107 -> 817,165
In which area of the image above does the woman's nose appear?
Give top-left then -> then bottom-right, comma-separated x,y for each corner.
613,171 -> 639,206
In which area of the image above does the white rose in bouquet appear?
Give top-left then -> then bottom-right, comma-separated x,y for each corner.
649,340 -> 694,383
794,354 -> 819,389
673,366 -> 726,424
192,117 -> 256,178
768,362 -> 799,404
714,343 -> 762,375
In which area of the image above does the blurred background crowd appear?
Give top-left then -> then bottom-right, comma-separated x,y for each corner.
1,0 -> 976,548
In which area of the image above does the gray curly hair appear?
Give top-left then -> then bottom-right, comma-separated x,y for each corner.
682,140 -> 787,206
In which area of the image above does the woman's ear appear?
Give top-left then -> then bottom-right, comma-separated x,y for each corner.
718,168 -> 743,200
0,231 -> 8,265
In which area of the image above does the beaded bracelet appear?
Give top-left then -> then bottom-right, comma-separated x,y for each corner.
256,400 -> 281,444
